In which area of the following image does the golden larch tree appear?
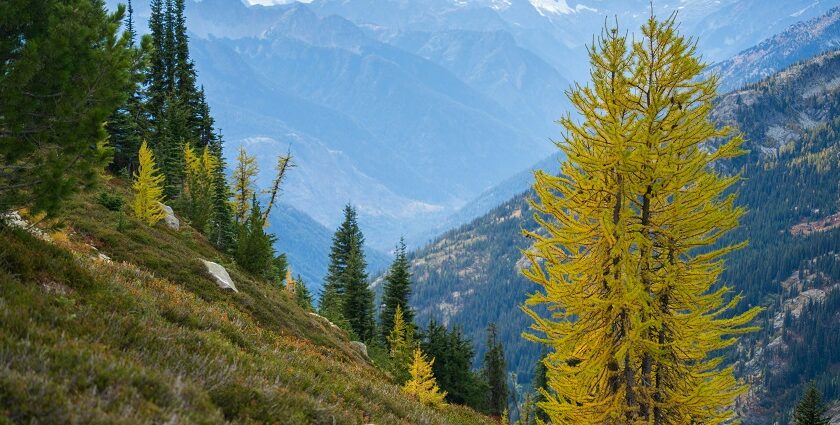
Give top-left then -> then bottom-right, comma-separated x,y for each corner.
182,143 -> 218,231
231,145 -> 258,224
522,14 -> 761,425
387,304 -> 415,384
403,348 -> 447,407
132,141 -> 167,226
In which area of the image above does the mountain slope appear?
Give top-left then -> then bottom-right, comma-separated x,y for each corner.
406,50 -> 840,422
707,6 -> 840,92
0,181 -> 491,424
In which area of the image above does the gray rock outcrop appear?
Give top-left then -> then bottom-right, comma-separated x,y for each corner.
200,259 -> 237,292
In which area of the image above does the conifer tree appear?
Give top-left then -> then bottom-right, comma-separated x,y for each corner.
532,350 -> 550,424
208,135 -> 236,251
387,304 -> 415,384
235,195 -> 276,276
380,238 -> 415,342
262,151 -> 293,224
342,241 -> 376,342
319,205 -> 364,326
294,277 -> 314,312
793,383 -> 830,425
521,15 -> 761,424
132,141 -> 167,226
404,348 -> 447,407
484,323 -> 508,418
181,144 -> 217,231
0,0 -> 133,215
231,146 -> 258,224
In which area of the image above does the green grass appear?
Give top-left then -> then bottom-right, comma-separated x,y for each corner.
0,180 -> 492,424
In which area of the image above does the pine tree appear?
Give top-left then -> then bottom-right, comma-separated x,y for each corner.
484,323 -> 508,418
421,320 -> 488,409
0,0 -> 133,215
387,304 -> 415,384
294,277 -> 314,312
132,141 -> 167,226
342,241 -> 376,342
107,2 -> 148,176
231,146 -> 258,224
234,195 -> 276,276
380,238 -> 415,342
208,134 -> 235,251
793,383 -> 830,425
403,348 -> 447,407
501,408 -> 509,425
532,350 -> 550,424
521,15 -> 761,424
319,205 -> 364,326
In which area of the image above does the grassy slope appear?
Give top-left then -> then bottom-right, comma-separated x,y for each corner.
0,179 -> 490,425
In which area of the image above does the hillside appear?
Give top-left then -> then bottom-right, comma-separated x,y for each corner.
0,180 -> 491,425
707,6 -> 840,92
406,50 -> 840,422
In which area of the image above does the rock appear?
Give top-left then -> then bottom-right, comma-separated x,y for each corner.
350,341 -> 368,359
200,259 -> 237,292
158,202 -> 179,230
308,312 -> 339,329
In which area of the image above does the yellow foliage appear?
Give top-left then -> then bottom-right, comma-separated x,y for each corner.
403,348 -> 447,408
132,141 -> 166,226
522,14 -> 761,425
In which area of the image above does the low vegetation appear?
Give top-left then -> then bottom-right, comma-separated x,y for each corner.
0,180 -> 492,424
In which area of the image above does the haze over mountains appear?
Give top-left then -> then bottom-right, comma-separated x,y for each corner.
108,0 -> 840,288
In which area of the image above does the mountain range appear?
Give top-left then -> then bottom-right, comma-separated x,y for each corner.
106,0 -> 840,290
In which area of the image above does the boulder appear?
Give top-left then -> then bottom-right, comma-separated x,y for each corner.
158,202 -> 180,230
350,341 -> 368,359
200,259 -> 237,292
308,312 -> 339,329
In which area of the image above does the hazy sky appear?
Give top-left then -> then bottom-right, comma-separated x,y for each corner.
246,0 -> 313,5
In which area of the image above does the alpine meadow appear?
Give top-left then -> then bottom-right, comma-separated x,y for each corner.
2,1 -> 840,424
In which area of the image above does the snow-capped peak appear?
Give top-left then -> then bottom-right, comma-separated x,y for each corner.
529,0 -> 596,16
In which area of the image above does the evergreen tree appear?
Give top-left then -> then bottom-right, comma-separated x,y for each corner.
0,0 -> 134,216
319,205 -> 364,326
403,348 -> 447,408
172,0 -> 200,136
484,323 -> 508,418
234,195 -> 276,276
106,3 -> 149,176
147,0 -> 168,125
532,350 -> 550,424
380,238 -> 415,342
208,134 -> 236,251
294,276 -> 314,312
421,320 -> 488,410
521,15 -> 761,423
132,141 -> 166,226
342,241 -> 376,342
793,383 -> 830,425
231,146 -> 258,224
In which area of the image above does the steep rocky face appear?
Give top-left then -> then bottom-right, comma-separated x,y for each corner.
707,7 -> 840,93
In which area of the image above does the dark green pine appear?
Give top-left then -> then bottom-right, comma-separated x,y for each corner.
341,240 -> 375,342
319,204 -> 364,317
483,322 -> 508,418
234,195 -> 276,277
380,238 -> 415,342
793,383 -> 830,425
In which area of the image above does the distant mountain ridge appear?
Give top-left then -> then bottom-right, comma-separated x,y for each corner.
708,6 -> 840,92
